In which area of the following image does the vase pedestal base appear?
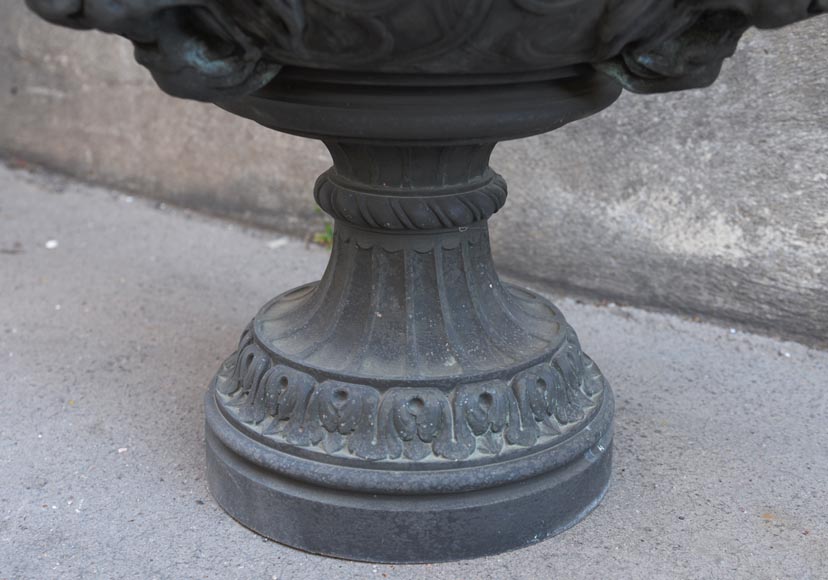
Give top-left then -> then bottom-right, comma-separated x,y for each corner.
204,70 -> 618,562
204,223 -> 613,562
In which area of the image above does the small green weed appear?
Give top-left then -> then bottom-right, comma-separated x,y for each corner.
313,221 -> 334,248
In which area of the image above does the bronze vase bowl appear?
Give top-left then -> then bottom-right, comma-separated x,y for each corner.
27,0 -> 824,563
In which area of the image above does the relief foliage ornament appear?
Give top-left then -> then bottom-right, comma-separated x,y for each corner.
214,324 -> 608,462
26,0 -> 826,100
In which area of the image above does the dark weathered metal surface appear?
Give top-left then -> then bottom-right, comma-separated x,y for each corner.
200,68 -> 620,558
26,0 -> 825,564
206,221 -> 615,562
197,99 -> 618,558
26,0 -> 824,99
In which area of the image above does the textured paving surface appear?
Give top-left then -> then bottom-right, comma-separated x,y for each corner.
1,164 -> 826,580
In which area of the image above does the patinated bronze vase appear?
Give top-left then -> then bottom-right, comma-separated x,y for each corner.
27,0 -> 824,563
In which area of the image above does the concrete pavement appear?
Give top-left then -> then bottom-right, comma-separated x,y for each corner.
1,163 -> 826,579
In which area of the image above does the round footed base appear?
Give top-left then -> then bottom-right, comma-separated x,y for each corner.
206,380 -> 612,563
205,390 -> 612,563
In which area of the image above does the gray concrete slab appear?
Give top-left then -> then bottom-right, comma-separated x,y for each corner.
1,164 -> 826,580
